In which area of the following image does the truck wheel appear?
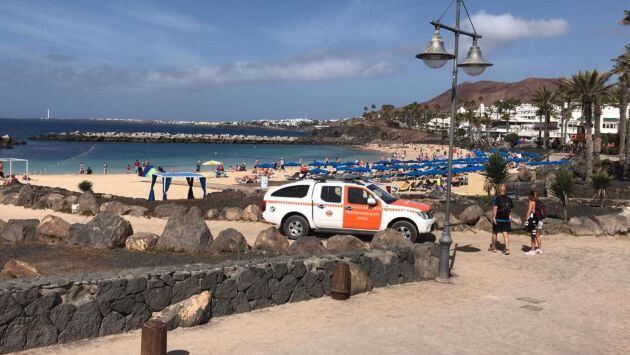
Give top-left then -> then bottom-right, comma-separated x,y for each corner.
391,220 -> 418,243
283,215 -> 310,240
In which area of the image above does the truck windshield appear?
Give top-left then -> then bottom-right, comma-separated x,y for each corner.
367,184 -> 397,204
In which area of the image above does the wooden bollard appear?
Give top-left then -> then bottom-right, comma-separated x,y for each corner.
331,261 -> 351,300
141,319 -> 167,355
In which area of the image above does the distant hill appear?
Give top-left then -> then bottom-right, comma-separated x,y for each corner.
421,77 -> 559,109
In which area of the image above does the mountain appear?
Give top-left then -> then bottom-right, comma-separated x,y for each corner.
421,77 -> 560,109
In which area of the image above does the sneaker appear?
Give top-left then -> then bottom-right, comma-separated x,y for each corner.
525,250 -> 536,256
535,249 -> 543,255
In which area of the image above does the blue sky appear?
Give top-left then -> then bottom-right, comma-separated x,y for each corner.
0,0 -> 627,121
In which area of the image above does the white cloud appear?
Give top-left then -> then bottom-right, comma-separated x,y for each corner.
264,1 -> 409,48
0,54 -> 399,93
113,2 -> 211,32
468,11 -> 569,47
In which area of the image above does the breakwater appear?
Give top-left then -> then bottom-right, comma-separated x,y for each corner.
0,135 -> 26,149
31,131 -> 302,144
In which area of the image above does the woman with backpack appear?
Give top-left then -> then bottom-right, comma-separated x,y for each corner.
525,190 -> 545,255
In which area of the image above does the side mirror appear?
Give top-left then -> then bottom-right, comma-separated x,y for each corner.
367,197 -> 377,206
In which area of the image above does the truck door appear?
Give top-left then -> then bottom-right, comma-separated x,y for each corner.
343,186 -> 382,230
312,184 -> 344,229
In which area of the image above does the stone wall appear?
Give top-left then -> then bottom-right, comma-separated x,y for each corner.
0,243 -> 438,353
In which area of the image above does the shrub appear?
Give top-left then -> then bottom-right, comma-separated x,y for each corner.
590,171 -> 613,207
504,133 -> 520,147
549,169 -> 573,221
78,180 -> 93,192
594,159 -> 623,179
482,152 -> 508,195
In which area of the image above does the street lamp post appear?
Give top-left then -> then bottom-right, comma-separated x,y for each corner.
416,0 -> 492,281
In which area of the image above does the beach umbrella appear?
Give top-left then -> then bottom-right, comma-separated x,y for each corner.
350,166 -> 371,173
257,163 -> 275,168
341,161 -> 357,166
375,160 -> 389,164
372,165 -> 389,171
308,161 -> 325,167
327,161 -> 343,167
284,162 -> 301,167
406,171 -> 425,177
335,165 -> 351,171
309,168 -> 329,174
202,160 -> 222,166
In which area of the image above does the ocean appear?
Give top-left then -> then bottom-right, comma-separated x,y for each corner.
0,118 -> 381,174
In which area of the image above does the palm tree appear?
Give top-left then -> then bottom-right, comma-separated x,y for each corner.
559,70 -> 614,178
555,86 -> 575,149
482,152 -> 509,195
480,111 -> 493,143
590,171 -> 613,207
549,168 -> 573,221
592,92 -> 612,159
612,44 -> 630,174
531,86 -> 557,149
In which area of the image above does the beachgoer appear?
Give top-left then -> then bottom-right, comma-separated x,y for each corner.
86,166 -> 93,175
524,190 -> 544,255
134,160 -> 139,169
103,162 -> 108,175
195,161 -> 201,172
0,161 -> 4,178
126,164 -> 131,174
491,184 -> 513,255
79,162 -> 85,175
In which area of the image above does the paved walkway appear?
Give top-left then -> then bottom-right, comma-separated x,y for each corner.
23,232 -> 630,354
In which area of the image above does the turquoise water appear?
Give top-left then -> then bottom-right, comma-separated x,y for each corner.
1,118 -> 381,174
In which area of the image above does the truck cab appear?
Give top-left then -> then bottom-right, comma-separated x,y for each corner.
262,178 -> 435,242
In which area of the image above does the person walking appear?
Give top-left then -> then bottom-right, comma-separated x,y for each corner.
524,190 -> 545,255
490,184 -> 513,255
103,162 -> 108,175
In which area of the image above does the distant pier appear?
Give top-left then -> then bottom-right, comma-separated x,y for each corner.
30,131 -> 303,144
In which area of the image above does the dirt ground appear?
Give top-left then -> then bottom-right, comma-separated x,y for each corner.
21,231 -> 630,355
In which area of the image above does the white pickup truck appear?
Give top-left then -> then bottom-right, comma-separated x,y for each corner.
262,178 -> 435,242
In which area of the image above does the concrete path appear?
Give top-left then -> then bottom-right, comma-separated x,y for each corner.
22,232 -> 630,354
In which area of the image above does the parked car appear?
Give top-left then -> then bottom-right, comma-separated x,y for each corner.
262,178 -> 435,242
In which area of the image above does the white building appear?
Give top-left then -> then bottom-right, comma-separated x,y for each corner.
439,102 -> 628,142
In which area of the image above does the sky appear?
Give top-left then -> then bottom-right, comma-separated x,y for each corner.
0,0 -> 627,121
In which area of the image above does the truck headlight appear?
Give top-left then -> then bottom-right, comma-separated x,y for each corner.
417,211 -> 429,220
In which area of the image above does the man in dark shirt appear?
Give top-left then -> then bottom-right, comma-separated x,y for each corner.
491,184 -> 513,255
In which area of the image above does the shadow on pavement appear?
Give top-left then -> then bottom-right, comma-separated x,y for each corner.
455,244 -> 481,252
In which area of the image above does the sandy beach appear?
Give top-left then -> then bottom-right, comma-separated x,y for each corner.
26,170 -> 272,200
23,143 -> 476,199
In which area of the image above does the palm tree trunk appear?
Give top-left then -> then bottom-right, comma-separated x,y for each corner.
617,95 -> 628,176
584,102 -> 594,178
593,111 -> 602,162
562,192 -> 568,221
538,115 -> 543,146
544,113 -> 550,149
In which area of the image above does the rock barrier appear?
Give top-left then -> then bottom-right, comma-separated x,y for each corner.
31,131 -> 301,144
0,244 -> 438,353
